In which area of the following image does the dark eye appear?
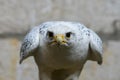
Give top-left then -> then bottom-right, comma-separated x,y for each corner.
47,31 -> 54,38
66,32 -> 72,38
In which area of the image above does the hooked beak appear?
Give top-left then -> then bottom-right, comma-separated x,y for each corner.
52,34 -> 67,45
55,34 -> 64,42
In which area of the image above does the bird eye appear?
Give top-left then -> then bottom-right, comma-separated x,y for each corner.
47,31 -> 54,38
66,32 -> 72,38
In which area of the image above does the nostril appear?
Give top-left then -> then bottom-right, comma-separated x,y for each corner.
62,41 -> 67,43
62,41 -> 65,43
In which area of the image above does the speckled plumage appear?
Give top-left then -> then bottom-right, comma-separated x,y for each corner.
20,21 -> 103,80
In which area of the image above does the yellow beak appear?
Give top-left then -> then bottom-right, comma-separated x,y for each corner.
54,34 -> 66,44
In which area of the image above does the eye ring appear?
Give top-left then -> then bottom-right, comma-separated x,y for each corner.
47,31 -> 54,38
66,32 -> 72,38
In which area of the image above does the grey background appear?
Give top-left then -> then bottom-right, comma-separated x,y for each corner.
0,0 -> 120,80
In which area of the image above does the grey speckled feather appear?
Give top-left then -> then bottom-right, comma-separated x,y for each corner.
20,26 -> 40,64
20,21 -> 103,80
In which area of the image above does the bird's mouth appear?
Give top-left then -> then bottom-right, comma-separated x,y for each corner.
50,41 -> 68,46
49,34 -> 69,46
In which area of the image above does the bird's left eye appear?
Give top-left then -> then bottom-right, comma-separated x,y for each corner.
66,32 -> 72,38
47,31 -> 54,38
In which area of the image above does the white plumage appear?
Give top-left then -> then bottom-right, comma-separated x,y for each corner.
20,21 -> 103,80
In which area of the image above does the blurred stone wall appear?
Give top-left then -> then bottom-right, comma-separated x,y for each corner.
0,0 -> 120,80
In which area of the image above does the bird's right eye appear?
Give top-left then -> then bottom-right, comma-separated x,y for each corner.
47,31 -> 54,38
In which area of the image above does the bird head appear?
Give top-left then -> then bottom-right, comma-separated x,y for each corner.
45,24 -> 76,47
